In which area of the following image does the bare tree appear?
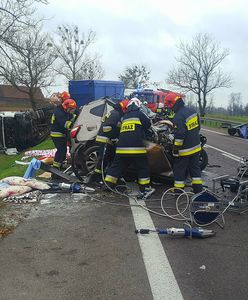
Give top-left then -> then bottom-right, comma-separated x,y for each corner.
205,95 -> 215,114
167,33 -> 232,116
0,26 -> 57,109
227,93 -> 242,116
119,65 -> 150,89
52,24 -> 104,80
0,0 -> 47,40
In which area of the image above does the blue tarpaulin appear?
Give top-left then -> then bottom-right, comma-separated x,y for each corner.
23,158 -> 41,179
239,125 -> 248,139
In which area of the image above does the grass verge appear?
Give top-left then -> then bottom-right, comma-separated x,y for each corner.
205,114 -> 248,123
0,138 -> 54,180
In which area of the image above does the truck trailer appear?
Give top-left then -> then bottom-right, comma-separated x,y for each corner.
69,80 -> 125,107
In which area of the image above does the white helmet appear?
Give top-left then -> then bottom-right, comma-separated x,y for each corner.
127,97 -> 142,108
158,102 -> 164,109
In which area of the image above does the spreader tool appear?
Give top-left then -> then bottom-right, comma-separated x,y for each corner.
135,226 -> 215,238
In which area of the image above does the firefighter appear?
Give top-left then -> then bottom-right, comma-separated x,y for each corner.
156,102 -> 164,114
59,91 -> 71,103
58,91 -> 79,121
91,99 -> 129,183
50,99 -> 77,172
104,98 -> 155,199
156,102 -> 175,120
165,93 -> 202,194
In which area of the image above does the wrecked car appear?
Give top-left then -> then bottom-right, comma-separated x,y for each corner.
70,98 -> 208,182
0,107 -> 54,152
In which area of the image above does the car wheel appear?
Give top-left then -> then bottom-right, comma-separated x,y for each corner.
199,148 -> 208,170
72,144 -> 100,180
228,128 -> 237,136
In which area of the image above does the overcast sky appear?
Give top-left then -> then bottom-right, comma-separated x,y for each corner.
37,0 -> 248,107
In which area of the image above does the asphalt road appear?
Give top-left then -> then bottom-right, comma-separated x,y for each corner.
0,127 -> 248,300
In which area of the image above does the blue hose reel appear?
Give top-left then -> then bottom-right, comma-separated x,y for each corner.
190,190 -> 222,226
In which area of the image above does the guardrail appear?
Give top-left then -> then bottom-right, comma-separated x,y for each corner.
201,117 -> 243,129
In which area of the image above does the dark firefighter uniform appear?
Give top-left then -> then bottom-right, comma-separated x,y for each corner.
50,105 -> 73,169
172,99 -> 203,193
93,108 -> 122,180
156,107 -> 175,120
104,103 -> 152,192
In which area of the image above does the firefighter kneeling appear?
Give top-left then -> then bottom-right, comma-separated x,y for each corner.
104,98 -> 155,200
165,93 -> 203,194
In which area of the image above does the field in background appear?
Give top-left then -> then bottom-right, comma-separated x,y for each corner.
0,99 -> 51,111
202,114 -> 248,129
206,114 -> 248,123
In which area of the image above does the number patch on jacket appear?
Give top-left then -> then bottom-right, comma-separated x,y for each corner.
186,116 -> 199,130
120,123 -> 135,132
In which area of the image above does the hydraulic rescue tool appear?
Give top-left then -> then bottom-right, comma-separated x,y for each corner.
135,226 -> 215,239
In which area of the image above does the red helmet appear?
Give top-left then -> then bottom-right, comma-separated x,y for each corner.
165,93 -> 181,109
62,99 -> 77,110
119,99 -> 129,113
59,91 -> 71,102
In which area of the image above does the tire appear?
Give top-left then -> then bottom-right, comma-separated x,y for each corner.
199,148 -> 208,170
228,128 -> 237,136
72,144 -> 100,181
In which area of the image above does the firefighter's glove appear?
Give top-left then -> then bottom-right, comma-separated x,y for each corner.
172,145 -> 181,157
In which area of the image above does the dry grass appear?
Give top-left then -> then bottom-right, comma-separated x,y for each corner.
0,226 -> 14,238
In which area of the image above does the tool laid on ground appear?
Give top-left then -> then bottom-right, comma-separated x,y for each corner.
135,225 -> 215,239
48,182 -> 95,193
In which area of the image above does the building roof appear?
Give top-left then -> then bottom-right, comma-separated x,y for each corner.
0,85 -> 44,100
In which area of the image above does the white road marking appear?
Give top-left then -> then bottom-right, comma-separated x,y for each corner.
201,128 -> 227,136
205,144 -> 241,162
221,153 -> 240,162
129,197 -> 184,300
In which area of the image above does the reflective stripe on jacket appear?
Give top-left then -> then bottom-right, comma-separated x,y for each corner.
50,105 -> 72,138
115,106 -> 151,156
172,106 -> 201,156
96,109 -> 122,144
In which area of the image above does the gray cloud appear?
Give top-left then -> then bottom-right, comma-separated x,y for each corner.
36,0 -> 248,105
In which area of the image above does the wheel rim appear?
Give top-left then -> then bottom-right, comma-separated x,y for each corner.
86,151 -> 98,171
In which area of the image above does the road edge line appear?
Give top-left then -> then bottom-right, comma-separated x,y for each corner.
129,197 -> 184,300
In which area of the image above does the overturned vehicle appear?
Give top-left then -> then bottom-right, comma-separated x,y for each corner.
70,98 -> 208,182
0,107 -> 54,153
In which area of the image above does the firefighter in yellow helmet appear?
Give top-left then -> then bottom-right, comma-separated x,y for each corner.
165,93 -> 203,194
